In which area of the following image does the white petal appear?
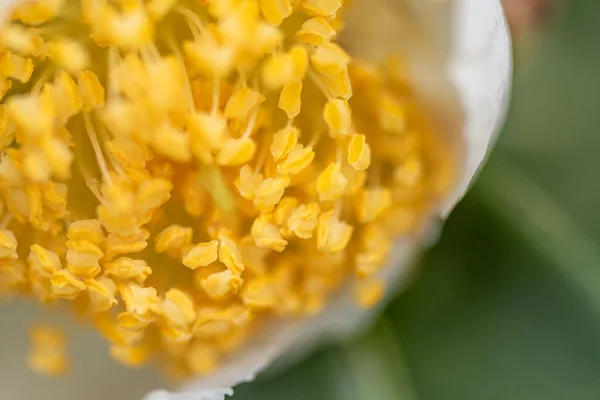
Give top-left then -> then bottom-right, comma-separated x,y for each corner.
441,0 -> 513,216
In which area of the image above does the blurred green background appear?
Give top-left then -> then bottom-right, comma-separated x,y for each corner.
234,1 -> 600,399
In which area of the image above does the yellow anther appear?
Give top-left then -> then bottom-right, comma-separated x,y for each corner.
216,137 -> 257,166
234,165 -> 264,201
121,283 -> 158,315
355,280 -> 385,308
51,71 -> 83,124
65,239 -> 103,277
200,269 -> 243,299
184,38 -> 234,77
0,25 -> 45,56
27,326 -> 69,378
279,80 -> 303,119
51,269 -> 86,299
290,46 -> 309,79
324,98 -> 351,136
12,0 -> 65,25
218,234 -> 245,275
242,277 -> 277,309
355,225 -> 391,278
109,343 -> 151,367
355,251 -> 386,278
104,258 -> 152,283
67,219 -> 104,245
8,92 -> 54,138
301,0 -> 343,18
102,180 -> 135,214
273,196 -> 299,227
117,310 -> 153,331
193,306 -> 245,337
152,122 -> 192,162
23,150 -> 50,183
0,229 -> 18,262
251,214 -> 287,251
253,176 -> 290,211
99,100 -> 139,137
78,71 -> 105,111
262,53 -> 294,90
26,183 -> 44,228
41,181 -> 67,215
0,52 -> 34,83
146,55 -> 186,113
348,134 -> 371,171
137,178 -> 172,215
316,211 -> 353,254
160,324 -> 192,346
105,229 -> 150,258
94,313 -> 144,346
87,277 -> 118,313
239,241 -> 269,275
259,0 -> 293,26
217,1 -> 261,48
394,155 -> 423,188
252,22 -> 284,56
186,342 -> 218,375
183,241 -> 219,269
93,7 -> 154,49
316,163 -> 347,202
0,79 -> 12,102
28,244 -> 61,276
41,136 -> 73,181
379,93 -> 406,133
287,203 -> 320,239
162,288 -> 196,330
98,205 -> 139,237
317,66 -> 352,100
297,17 -> 336,45
147,0 -> 178,20
224,87 -> 265,123
48,39 -> 89,74
270,126 -> 299,161
277,144 -> 314,175
355,188 -> 392,223
0,152 -> 24,189
311,42 -> 351,75
155,225 -> 193,256
0,261 -> 26,293
187,112 -> 227,151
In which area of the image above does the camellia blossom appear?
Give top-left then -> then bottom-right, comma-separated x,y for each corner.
0,0 -> 511,399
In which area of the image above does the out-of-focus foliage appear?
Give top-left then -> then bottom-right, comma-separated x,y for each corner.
234,0 -> 600,399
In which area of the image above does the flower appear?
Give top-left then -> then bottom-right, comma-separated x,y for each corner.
0,0 -> 511,399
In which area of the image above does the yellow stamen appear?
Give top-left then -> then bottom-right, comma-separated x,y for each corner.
0,0 -> 458,379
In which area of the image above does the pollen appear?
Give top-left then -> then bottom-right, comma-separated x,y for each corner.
0,0 -> 458,379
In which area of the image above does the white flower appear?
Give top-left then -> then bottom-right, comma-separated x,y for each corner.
0,0 -> 511,399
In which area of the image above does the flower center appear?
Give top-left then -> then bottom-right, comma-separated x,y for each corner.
0,0 -> 457,378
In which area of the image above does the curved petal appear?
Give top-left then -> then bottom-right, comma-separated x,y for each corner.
441,0 -> 513,216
